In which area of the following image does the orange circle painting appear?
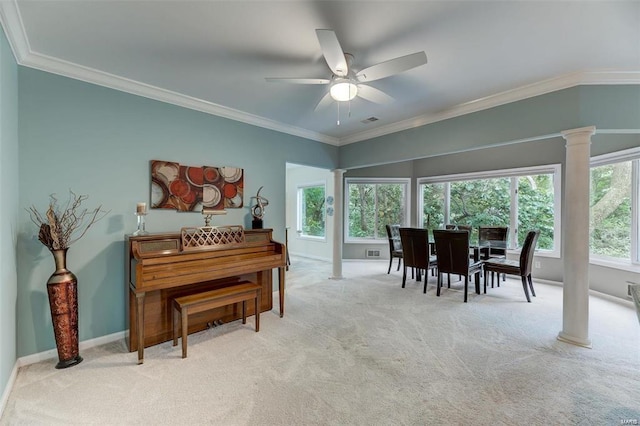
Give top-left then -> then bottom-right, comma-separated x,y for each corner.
186,167 -> 204,187
224,183 -> 237,198
170,179 -> 191,198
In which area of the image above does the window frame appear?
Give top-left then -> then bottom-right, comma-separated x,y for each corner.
344,177 -> 411,243
589,146 -> 640,268
296,182 -> 327,241
417,164 -> 562,258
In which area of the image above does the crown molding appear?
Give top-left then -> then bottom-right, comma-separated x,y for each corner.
0,1 -> 339,146
23,51 -> 339,145
0,0 -> 29,62
338,70 -> 640,145
0,1 -> 636,148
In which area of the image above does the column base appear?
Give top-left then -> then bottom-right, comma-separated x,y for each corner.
557,331 -> 592,348
328,275 -> 344,280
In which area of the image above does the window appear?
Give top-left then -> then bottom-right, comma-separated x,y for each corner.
346,178 -> 410,241
418,165 -> 561,254
590,148 -> 639,265
297,184 -> 326,238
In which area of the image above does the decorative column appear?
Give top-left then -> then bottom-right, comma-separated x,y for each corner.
330,169 -> 346,280
558,126 -> 595,348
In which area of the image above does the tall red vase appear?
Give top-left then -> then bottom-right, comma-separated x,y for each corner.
46,248 -> 83,369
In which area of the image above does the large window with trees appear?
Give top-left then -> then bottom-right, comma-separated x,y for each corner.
418,165 -> 561,254
297,184 -> 326,238
345,178 -> 410,241
590,148 -> 639,265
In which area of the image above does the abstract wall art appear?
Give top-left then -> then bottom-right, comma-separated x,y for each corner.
150,160 -> 244,212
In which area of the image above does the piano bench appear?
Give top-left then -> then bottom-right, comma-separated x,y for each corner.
171,281 -> 261,359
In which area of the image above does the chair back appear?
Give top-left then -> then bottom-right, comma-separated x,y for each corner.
386,224 -> 402,252
519,230 -> 540,275
478,226 -> 509,255
433,229 -> 471,275
399,228 -> 431,269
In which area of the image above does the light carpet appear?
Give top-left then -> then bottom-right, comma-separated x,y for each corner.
2,257 -> 639,425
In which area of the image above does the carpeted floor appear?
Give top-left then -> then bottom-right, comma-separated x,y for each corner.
2,257 -> 639,425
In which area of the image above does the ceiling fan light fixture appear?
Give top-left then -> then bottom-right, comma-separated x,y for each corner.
330,79 -> 358,101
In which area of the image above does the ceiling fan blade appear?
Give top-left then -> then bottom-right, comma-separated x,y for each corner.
265,78 -> 330,85
357,85 -> 395,104
314,92 -> 334,111
356,51 -> 427,82
316,29 -> 348,77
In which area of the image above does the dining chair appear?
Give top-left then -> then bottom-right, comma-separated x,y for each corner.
385,224 -> 403,274
399,228 -> 438,293
483,230 -> 540,302
478,226 -> 509,286
432,229 -> 484,302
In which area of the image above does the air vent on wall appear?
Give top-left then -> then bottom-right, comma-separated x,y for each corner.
366,249 -> 381,258
361,116 -> 379,124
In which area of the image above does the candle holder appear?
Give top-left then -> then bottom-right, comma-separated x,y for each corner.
133,212 -> 148,236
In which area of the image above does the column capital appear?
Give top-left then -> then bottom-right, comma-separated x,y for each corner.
331,169 -> 347,175
561,126 -> 596,141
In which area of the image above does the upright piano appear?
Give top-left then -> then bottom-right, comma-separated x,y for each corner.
125,228 -> 286,364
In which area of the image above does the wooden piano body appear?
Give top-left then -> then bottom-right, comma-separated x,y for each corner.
125,228 -> 285,363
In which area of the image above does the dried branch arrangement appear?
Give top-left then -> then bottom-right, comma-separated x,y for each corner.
28,190 -> 109,250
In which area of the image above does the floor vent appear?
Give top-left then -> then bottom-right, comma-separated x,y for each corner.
361,116 -> 379,124
365,249 -> 381,258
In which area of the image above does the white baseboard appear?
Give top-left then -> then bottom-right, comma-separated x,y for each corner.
16,331 -> 126,368
288,252 -> 331,262
534,278 -> 634,307
0,330 -> 126,419
0,362 -> 19,420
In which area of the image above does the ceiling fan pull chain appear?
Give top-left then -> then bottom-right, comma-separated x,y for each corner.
337,101 -> 341,126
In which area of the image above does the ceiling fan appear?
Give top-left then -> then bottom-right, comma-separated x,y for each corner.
266,29 -> 428,114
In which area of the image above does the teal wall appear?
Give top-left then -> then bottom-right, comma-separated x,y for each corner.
6,58 -> 640,362
0,27 -> 19,403
339,86 -> 640,170
16,67 -> 338,357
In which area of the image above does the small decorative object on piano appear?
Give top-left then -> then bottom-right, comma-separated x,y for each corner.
201,207 -> 227,227
181,225 -> 245,251
134,202 -> 148,236
251,186 -> 269,229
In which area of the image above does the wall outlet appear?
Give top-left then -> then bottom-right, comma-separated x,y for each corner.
534,261 -> 541,269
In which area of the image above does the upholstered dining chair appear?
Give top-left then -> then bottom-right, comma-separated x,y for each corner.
483,230 -> 540,302
385,224 -> 403,274
432,229 -> 484,302
399,228 -> 438,293
478,226 -> 509,286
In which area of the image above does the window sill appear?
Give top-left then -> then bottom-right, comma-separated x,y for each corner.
590,257 -> 640,273
345,239 -> 386,244
297,235 -> 327,243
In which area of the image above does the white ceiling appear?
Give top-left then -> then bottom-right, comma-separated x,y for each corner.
1,1 -> 639,145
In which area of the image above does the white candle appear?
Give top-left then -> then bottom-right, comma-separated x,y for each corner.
136,202 -> 147,214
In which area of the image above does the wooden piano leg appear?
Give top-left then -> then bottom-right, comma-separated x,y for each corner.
136,292 -> 145,364
278,266 -> 285,317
